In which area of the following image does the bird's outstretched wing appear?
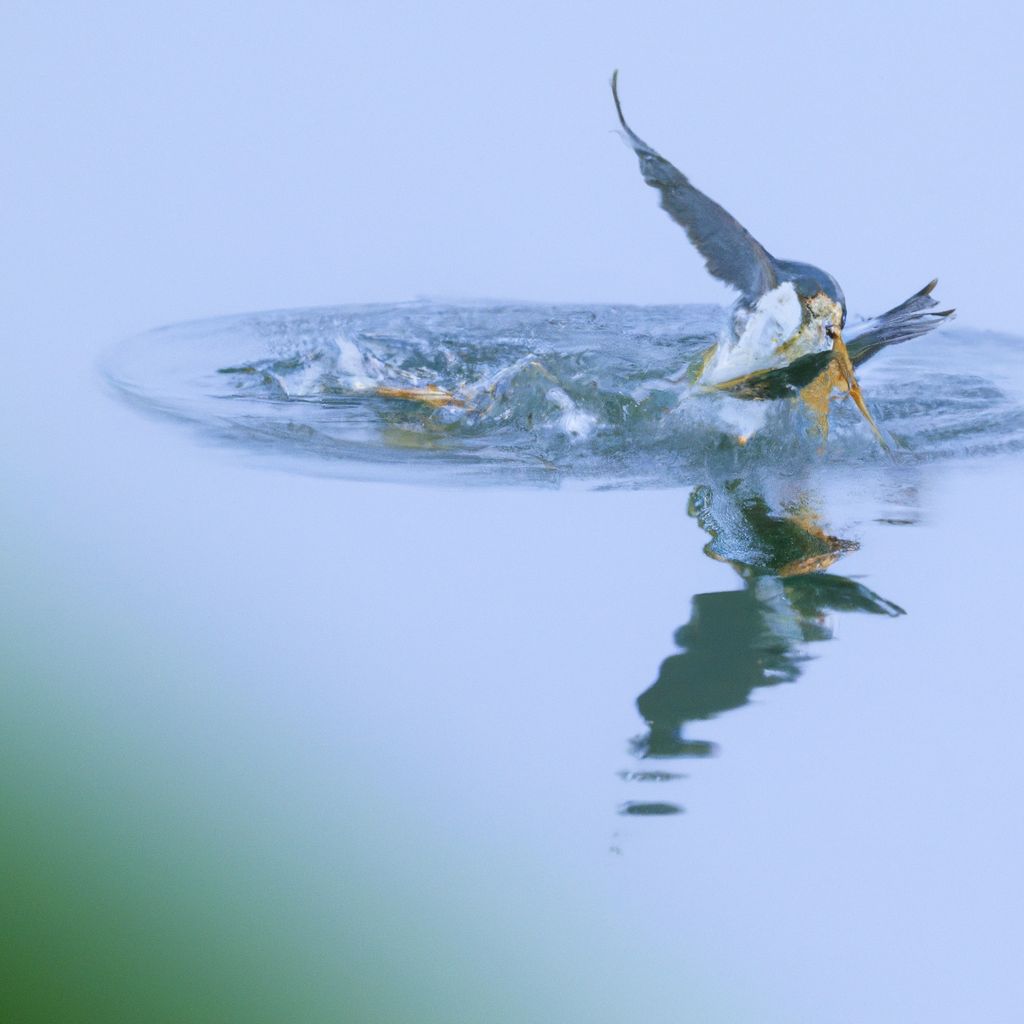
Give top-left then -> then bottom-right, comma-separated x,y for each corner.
844,280 -> 955,366
611,71 -> 778,305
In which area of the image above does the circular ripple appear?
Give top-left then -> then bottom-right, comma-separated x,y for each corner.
102,300 -> 1024,486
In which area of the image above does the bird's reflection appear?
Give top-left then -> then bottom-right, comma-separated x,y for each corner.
622,480 -> 904,816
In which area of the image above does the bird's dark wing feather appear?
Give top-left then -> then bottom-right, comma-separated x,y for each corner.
707,351 -> 833,400
845,280 -> 955,366
611,71 -> 778,305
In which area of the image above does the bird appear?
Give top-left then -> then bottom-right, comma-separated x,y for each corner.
610,70 -> 954,445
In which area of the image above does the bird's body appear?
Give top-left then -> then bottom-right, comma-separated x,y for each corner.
362,76 -> 951,445
699,282 -> 835,387
611,71 -> 953,443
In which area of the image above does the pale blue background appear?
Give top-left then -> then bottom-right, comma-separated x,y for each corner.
4,1 -> 1021,336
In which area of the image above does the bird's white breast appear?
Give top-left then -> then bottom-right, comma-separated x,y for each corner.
700,283 -> 806,385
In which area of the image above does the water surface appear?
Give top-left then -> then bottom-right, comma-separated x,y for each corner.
101,300 -> 1024,827
5,300 -> 1024,1022
103,300 -> 1024,484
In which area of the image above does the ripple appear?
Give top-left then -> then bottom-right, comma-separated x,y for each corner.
103,300 -> 1024,486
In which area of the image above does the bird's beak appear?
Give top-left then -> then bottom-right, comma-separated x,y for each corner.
830,328 -> 888,449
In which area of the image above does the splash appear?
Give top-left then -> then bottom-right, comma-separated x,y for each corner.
103,300 -> 1024,486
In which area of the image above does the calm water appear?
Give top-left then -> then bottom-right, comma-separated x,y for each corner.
6,301 -> 1014,1020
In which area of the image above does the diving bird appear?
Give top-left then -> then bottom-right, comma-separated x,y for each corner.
611,71 -> 954,443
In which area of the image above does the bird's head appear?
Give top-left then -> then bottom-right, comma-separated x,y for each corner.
775,260 -> 847,326
802,291 -> 845,348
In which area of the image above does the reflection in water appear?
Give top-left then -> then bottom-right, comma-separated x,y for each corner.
623,481 -> 904,816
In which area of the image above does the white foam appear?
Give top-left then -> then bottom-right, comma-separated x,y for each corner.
335,335 -> 376,392
546,387 -> 597,440
705,393 -> 770,441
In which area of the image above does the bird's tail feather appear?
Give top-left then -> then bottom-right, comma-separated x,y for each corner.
845,280 -> 955,367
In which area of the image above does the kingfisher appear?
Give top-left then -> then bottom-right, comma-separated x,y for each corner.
611,71 -> 954,444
